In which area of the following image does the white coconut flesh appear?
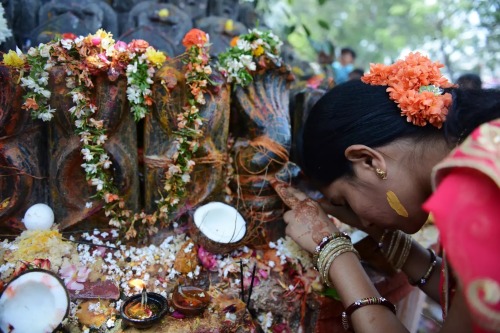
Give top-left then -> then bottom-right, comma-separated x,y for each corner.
194,202 -> 246,243
23,203 -> 55,230
0,271 -> 69,333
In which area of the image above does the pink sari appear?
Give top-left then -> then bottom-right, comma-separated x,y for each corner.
424,119 -> 500,332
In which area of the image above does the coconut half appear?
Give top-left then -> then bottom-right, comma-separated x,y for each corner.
193,202 -> 246,244
0,269 -> 70,333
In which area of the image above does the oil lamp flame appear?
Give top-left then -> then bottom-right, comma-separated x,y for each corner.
129,279 -> 146,290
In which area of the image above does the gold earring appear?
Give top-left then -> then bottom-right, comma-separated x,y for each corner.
375,168 -> 387,180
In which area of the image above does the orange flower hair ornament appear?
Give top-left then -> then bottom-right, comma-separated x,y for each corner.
361,52 -> 456,128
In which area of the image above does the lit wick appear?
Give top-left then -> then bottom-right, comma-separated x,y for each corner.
141,287 -> 148,308
126,279 -> 156,320
129,279 -> 148,308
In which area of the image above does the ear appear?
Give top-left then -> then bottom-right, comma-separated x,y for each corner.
344,144 -> 387,177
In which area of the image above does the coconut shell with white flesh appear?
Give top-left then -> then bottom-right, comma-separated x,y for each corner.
192,202 -> 246,254
0,269 -> 70,333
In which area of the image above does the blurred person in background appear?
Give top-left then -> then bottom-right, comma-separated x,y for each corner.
332,47 -> 356,84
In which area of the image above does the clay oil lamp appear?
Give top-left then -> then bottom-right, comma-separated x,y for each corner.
120,279 -> 168,329
171,284 -> 211,316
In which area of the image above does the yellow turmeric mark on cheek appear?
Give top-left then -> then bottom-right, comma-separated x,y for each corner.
386,190 -> 409,217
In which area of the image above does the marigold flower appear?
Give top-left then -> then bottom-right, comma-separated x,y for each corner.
182,29 -> 208,49
253,45 -> 264,57
361,52 -> 456,129
230,36 -> 239,47
3,49 -> 25,68
145,46 -> 167,67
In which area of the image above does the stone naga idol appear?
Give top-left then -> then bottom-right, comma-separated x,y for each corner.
0,66 -> 46,234
144,56 -> 230,220
46,67 -> 139,230
120,2 -> 192,56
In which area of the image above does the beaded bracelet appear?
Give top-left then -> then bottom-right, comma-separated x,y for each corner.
341,297 -> 396,331
409,248 -> 437,287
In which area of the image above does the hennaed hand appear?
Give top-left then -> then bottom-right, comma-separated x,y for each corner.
271,180 -> 338,254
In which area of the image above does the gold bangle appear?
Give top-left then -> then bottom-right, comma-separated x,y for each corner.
394,234 -> 412,270
315,237 -> 352,270
317,240 -> 353,283
384,230 -> 397,257
388,231 -> 402,265
321,245 -> 355,288
317,238 -> 360,288
313,232 -> 351,268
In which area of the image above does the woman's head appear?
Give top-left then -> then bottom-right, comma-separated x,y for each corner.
302,80 -> 500,233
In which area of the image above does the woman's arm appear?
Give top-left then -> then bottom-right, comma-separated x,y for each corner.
274,181 -> 478,333
321,199 -> 443,303
328,252 -> 409,332
275,183 -> 409,332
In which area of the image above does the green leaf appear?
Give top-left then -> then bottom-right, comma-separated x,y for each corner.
302,24 -> 311,37
318,0 -> 327,5
284,25 -> 296,36
287,0 -> 294,4
322,288 -> 341,301
318,19 -> 330,30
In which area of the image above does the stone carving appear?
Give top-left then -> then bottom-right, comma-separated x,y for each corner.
237,2 -> 258,28
1,0 -> 40,49
46,67 -> 139,230
34,0 -> 118,44
207,0 -> 239,20
0,66 -> 46,234
168,0 -> 209,21
195,16 -> 246,55
289,88 -> 326,166
144,57 -> 230,218
120,2 -> 192,56
229,63 -> 296,245
110,0 -> 145,13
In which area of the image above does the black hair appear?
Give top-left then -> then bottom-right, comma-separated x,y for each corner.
456,73 -> 482,90
301,80 -> 500,186
348,68 -> 364,80
340,47 -> 356,59
445,88 -> 500,143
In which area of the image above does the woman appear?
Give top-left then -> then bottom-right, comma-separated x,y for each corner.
273,53 -> 500,332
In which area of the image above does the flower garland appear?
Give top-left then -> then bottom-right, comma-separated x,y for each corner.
217,28 -> 283,87
2,29 -> 166,238
153,28 -> 214,222
3,28 -> 220,239
361,52 -> 456,128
